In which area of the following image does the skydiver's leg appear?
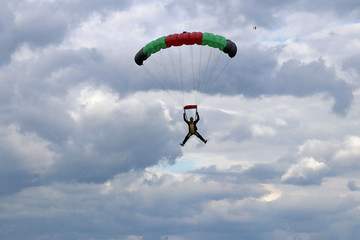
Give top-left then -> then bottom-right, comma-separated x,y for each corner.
181,133 -> 192,146
195,132 -> 207,144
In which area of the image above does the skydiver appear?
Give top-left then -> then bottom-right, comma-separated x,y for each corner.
180,110 -> 207,146
253,26 -> 257,30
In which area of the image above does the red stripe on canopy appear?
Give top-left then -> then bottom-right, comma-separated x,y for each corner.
165,32 -> 203,48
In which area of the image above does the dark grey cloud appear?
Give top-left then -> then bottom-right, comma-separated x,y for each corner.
277,58 -> 353,115
0,171 -> 359,240
0,5 -> 181,190
243,0 -> 360,27
164,0 -> 360,31
193,154 -> 327,187
0,3 -> 18,66
194,163 -> 284,185
347,180 -> 360,191
0,96 -> 182,191
164,0 -> 287,29
0,171 -> 38,196
301,0 -> 360,16
47,102 -> 181,183
0,172 -> 268,240
0,48 -> 104,137
0,45 -> 182,189
0,44 -> 145,141
0,0 -> 132,66
343,54 -> 360,76
214,47 -> 354,115
13,6 -> 69,47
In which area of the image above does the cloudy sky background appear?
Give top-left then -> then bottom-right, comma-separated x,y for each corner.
1,0 -> 360,239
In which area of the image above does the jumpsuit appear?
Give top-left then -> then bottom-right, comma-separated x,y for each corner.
181,112 -> 207,146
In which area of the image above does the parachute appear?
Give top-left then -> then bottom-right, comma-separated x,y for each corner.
134,31 -> 237,107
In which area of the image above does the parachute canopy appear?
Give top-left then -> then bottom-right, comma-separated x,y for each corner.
135,32 -> 237,66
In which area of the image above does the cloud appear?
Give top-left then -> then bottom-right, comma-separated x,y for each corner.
45,88 -> 182,183
279,135 -> 360,186
301,0 -> 360,16
281,157 -> 328,185
250,124 -> 276,137
220,48 -> 353,115
0,0 -> 132,66
343,54 -> 360,77
0,124 -> 57,196
347,180 -> 360,191
0,3 -> 18,66
0,124 -> 56,174
277,58 -> 353,115
1,0 -> 360,239
0,171 -> 359,240
0,171 -> 269,239
0,86 -> 182,192
333,136 -> 360,169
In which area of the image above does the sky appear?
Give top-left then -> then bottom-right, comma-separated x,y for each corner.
1,0 -> 360,239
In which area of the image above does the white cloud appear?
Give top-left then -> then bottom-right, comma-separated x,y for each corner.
281,157 -> 327,184
251,124 -> 276,137
257,184 -> 282,202
69,85 -> 122,124
297,138 -> 339,161
0,124 -> 57,175
334,136 -> 360,167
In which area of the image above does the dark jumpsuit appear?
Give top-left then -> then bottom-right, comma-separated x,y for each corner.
181,112 -> 207,146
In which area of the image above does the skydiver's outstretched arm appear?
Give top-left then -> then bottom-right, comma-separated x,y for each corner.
194,112 -> 199,123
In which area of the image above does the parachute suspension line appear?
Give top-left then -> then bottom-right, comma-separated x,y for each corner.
198,57 -> 231,105
197,49 -> 223,104
164,46 -> 186,105
178,46 -> 185,106
157,50 -> 183,104
147,54 -> 171,89
157,51 -> 174,87
165,47 -> 184,105
145,48 -> 183,106
193,45 -> 201,105
190,45 -> 196,105
195,46 -> 203,105
197,47 -> 213,104
143,62 -> 180,105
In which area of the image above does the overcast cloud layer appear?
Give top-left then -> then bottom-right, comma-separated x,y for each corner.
1,0 -> 360,239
